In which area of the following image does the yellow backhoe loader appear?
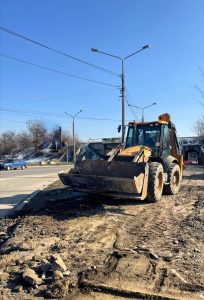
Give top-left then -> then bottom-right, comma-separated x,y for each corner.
59,113 -> 183,202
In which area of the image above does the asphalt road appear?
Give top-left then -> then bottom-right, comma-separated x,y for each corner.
0,165 -> 71,217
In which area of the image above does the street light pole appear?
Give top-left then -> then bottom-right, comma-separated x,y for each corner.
142,109 -> 145,122
128,102 -> 156,122
66,143 -> 69,162
65,109 -> 82,163
72,117 -> 75,162
121,60 -> 125,142
91,45 -> 150,142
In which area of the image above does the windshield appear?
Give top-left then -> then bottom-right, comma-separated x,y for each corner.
4,159 -> 13,163
126,124 -> 161,153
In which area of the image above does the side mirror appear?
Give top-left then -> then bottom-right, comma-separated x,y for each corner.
117,125 -> 121,133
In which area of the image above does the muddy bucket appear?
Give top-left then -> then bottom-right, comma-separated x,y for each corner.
59,160 -> 149,200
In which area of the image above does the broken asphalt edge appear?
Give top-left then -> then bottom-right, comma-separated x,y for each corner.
7,170 -> 68,218
10,189 -> 42,217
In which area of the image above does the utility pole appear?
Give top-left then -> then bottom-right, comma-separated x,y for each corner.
91,45 -> 150,142
121,60 -> 125,142
66,143 -> 69,162
65,109 -> 82,163
72,117 -> 75,163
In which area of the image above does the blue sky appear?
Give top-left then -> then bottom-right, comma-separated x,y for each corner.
0,0 -> 204,140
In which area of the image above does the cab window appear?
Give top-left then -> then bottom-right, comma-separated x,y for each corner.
126,125 -> 134,148
162,125 -> 170,156
135,124 -> 161,152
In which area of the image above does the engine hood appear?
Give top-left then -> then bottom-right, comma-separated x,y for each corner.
107,145 -> 152,163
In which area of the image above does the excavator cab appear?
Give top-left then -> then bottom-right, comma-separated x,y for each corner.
59,113 -> 183,203
126,123 -> 161,154
126,121 -> 181,161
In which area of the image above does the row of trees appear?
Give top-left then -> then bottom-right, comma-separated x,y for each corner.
0,120 -> 77,157
193,67 -> 204,141
194,115 -> 204,141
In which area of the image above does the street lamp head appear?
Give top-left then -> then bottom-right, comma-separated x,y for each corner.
142,44 -> 150,49
153,102 -> 156,105
91,48 -> 98,52
65,111 -> 73,118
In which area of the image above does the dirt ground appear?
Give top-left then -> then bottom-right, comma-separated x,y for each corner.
0,165 -> 203,299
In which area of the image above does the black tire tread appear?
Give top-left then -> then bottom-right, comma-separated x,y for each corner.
147,162 -> 164,203
163,163 -> 180,195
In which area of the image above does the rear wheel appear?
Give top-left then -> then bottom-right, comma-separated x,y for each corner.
163,163 -> 181,195
146,162 -> 164,203
6,166 -> 11,171
21,165 -> 25,170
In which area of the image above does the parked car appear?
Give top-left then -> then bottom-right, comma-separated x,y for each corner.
0,159 -> 27,170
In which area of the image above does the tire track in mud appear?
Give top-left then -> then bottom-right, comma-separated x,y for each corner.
0,166 -> 203,299
78,170 -> 204,299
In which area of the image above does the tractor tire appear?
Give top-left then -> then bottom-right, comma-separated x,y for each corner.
6,166 -> 11,171
146,162 -> 164,203
163,163 -> 181,195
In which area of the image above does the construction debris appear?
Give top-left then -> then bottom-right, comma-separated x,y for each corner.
0,165 -> 203,299
22,268 -> 42,286
51,254 -> 67,272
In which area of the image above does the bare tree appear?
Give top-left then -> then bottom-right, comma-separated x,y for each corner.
193,115 -> 204,141
193,67 -> 204,142
75,133 -> 82,148
0,131 -> 17,156
26,120 -> 47,150
61,130 -> 72,145
16,131 -> 32,154
50,126 -> 62,144
0,120 -> 82,157
195,66 -> 204,107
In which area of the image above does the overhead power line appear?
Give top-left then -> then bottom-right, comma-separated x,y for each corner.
0,26 -> 119,77
2,88 -> 117,104
126,88 -> 141,117
125,96 -> 138,119
125,89 -> 139,119
0,53 -> 119,88
0,118 -> 27,125
0,107 -> 122,122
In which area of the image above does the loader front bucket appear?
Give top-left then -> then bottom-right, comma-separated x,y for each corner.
59,160 -> 149,200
